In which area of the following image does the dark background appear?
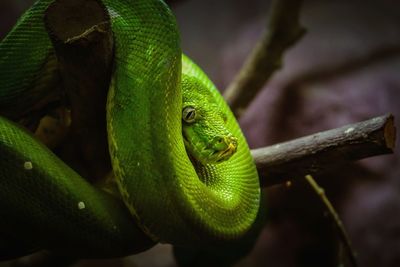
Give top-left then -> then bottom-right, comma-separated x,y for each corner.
1,0 -> 399,266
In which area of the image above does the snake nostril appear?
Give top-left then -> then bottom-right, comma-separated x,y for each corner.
230,136 -> 238,146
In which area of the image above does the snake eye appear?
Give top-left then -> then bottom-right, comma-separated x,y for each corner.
182,106 -> 196,123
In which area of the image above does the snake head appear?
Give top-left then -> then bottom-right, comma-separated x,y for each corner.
181,75 -> 238,165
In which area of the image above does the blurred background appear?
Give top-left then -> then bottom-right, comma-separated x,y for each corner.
1,0 -> 399,266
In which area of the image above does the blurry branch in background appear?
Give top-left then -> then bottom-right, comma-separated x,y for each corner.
223,0 -> 306,118
254,114 -> 396,187
304,175 -> 358,267
282,44 -> 400,92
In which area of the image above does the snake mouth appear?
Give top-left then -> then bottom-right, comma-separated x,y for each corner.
215,142 -> 237,163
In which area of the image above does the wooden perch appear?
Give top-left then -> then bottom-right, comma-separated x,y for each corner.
44,0 -> 113,181
223,0 -> 306,118
253,114 -> 396,187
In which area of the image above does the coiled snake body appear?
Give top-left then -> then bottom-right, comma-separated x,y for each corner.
0,0 -> 260,258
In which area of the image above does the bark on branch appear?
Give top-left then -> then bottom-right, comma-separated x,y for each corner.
44,0 -> 113,181
223,0 -> 306,118
253,114 -> 396,187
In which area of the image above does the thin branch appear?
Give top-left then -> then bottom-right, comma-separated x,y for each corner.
223,0 -> 306,118
304,175 -> 358,267
284,44 -> 400,90
253,114 -> 396,187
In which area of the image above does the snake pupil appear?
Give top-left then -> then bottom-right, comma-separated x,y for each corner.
186,111 -> 194,120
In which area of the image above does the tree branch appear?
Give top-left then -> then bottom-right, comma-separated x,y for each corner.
223,0 -> 306,118
44,0 -> 113,182
253,114 -> 396,187
283,44 -> 400,92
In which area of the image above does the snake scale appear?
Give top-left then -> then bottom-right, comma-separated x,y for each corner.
0,0 -> 260,259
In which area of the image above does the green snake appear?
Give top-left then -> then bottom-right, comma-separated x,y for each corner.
0,0 -> 260,258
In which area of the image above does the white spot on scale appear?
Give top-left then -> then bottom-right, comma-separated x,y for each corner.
107,7 -> 120,19
24,161 -> 33,170
345,127 -> 355,134
78,201 -> 86,210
